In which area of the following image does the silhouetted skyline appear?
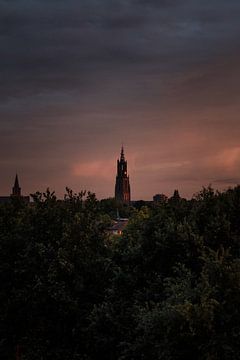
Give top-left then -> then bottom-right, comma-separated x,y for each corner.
1,1 -> 240,199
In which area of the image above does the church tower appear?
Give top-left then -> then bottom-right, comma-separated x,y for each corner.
12,174 -> 21,197
115,146 -> 131,204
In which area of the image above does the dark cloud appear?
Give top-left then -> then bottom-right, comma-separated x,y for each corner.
1,0 -> 240,198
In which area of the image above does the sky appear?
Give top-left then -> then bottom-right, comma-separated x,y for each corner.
1,0 -> 240,200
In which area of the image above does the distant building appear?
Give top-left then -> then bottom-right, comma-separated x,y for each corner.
172,189 -> 180,200
0,174 -> 30,204
115,146 -> 131,204
169,189 -> 181,203
108,218 -> 129,236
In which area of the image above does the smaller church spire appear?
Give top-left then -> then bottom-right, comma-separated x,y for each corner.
12,174 -> 21,197
14,174 -> 19,189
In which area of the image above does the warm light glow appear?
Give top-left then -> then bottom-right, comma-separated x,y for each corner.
72,160 -> 115,180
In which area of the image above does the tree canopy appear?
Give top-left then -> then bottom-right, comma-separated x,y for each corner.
0,186 -> 239,359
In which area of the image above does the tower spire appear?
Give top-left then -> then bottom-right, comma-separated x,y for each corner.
12,174 -> 21,197
14,174 -> 19,188
115,146 -> 131,204
120,144 -> 125,161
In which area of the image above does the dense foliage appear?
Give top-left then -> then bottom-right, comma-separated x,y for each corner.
0,187 -> 239,359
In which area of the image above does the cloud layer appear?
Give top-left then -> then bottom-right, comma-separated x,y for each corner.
1,0 -> 240,199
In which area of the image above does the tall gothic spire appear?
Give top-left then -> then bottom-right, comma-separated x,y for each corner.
12,174 -> 21,197
115,146 -> 131,204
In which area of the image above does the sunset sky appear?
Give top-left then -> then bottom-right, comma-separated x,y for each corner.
1,0 -> 240,200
